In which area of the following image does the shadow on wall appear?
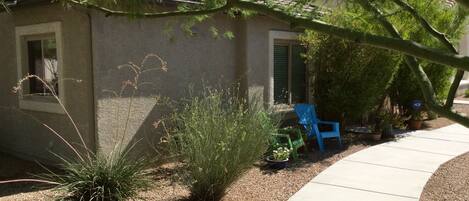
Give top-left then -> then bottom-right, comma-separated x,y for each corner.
95,54 -> 236,158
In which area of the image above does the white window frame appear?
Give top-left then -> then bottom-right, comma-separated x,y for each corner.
268,30 -> 301,107
15,22 -> 65,114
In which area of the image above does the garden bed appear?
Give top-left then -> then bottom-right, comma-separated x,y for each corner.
0,136 -> 372,201
144,141 -> 369,201
420,151 -> 469,201
1,110 -> 467,201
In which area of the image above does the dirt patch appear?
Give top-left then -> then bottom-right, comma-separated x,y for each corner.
420,152 -> 469,201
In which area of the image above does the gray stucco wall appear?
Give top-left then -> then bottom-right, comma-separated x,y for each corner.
0,5 -> 95,163
89,12 -> 292,155
0,4 -> 294,160
90,12 -> 243,154
244,16 -> 293,103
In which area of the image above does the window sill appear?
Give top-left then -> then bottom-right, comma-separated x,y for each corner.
273,104 -> 294,113
19,100 -> 65,114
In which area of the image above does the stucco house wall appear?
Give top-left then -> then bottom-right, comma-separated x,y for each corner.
0,5 -> 95,163
88,11 -> 294,154
0,3 -> 296,159
244,15 -> 292,104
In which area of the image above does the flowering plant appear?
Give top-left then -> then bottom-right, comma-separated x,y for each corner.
272,147 -> 291,161
410,100 -> 424,121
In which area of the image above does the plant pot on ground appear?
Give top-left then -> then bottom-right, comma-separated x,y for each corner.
266,147 -> 291,170
409,119 -> 423,130
382,123 -> 393,138
369,132 -> 382,141
408,100 -> 424,130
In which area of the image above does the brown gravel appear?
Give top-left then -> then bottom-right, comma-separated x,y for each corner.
0,137 -> 371,201
3,103 -> 469,201
140,142 -> 370,201
420,152 -> 469,201
418,101 -> 469,201
0,153 -> 56,201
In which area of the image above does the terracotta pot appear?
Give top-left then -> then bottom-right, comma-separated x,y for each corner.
409,119 -> 423,130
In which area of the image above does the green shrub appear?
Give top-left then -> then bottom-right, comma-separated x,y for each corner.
301,33 -> 401,122
302,0 -> 467,119
383,0 -> 466,111
42,153 -> 151,201
168,88 -> 278,201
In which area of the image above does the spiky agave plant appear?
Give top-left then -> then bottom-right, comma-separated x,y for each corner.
3,54 -> 168,200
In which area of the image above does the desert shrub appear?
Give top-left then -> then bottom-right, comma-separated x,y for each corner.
302,0 -> 467,119
42,153 -> 151,201
5,54 -> 167,200
168,88 -> 278,201
301,33 -> 401,122
390,62 -> 454,111
388,0 -> 467,111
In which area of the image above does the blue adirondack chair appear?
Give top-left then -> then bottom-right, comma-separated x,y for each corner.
294,104 -> 342,152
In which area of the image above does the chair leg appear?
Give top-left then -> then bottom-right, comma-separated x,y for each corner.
317,137 -> 325,152
291,149 -> 299,160
337,136 -> 342,148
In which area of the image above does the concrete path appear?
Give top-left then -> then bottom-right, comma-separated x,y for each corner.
289,124 -> 469,201
454,99 -> 469,105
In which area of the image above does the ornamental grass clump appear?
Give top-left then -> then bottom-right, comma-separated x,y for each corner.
42,152 -> 151,201
168,88 -> 278,201
2,54 -> 168,200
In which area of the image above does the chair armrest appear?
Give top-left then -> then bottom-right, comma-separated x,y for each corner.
272,133 -> 290,139
318,120 -> 340,132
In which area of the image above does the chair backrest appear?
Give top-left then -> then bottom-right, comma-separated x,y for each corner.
294,104 -> 319,125
294,104 -> 321,140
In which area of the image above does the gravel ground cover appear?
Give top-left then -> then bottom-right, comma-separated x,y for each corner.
420,152 -> 469,201
0,152 -> 56,201
418,102 -> 469,201
2,104 -> 468,201
143,143 -> 369,201
0,136 -> 372,201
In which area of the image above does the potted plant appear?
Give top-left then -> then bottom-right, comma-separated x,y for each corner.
368,111 -> 392,141
409,110 -> 423,130
408,100 -> 424,130
368,124 -> 382,141
266,146 -> 291,169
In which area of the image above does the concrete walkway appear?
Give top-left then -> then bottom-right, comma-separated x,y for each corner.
289,124 -> 469,201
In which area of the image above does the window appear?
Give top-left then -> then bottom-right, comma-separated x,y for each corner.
26,36 -> 59,95
16,22 -> 64,114
273,40 -> 307,105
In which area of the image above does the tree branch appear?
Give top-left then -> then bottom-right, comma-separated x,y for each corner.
67,0 -> 235,17
357,0 -> 469,127
68,0 -> 469,72
391,0 -> 464,109
392,0 -> 458,52
234,1 -> 469,72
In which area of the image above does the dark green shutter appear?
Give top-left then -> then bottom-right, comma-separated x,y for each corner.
291,44 -> 306,103
274,45 -> 289,104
